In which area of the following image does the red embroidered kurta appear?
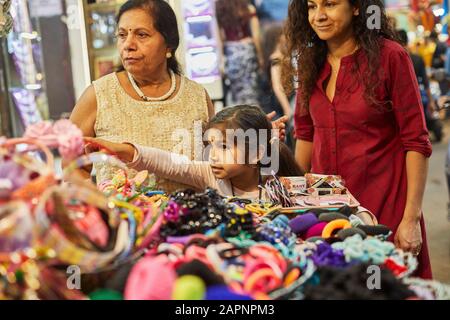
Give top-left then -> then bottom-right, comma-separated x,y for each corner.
294,39 -> 433,278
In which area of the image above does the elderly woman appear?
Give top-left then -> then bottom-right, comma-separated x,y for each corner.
70,0 -> 285,193
70,0 -> 215,192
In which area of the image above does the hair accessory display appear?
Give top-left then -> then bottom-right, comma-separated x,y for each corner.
0,119 -> 448,300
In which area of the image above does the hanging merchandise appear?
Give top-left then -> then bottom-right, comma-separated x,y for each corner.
0,0 -> 13,37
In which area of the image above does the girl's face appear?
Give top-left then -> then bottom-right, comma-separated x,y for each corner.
307,0 -> 358,42
116,8 -> 171,77
206,127 -> 258,180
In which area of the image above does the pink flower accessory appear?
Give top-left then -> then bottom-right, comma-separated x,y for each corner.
23,119 -> 84,160
52,119 -> 84,161
23,121 -> 57,146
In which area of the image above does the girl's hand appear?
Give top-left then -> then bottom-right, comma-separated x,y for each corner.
394,215 -> 422,256
267,111 -> 288,141
84,137 -> 135,162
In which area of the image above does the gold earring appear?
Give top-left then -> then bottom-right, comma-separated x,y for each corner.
166,52 -> 172,58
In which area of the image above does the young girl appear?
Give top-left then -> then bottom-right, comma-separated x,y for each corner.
85,105 -> 302,201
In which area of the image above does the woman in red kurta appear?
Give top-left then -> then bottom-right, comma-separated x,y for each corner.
284,0 -> 432,278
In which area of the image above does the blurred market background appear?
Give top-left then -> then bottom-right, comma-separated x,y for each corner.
0,0 -> 449,282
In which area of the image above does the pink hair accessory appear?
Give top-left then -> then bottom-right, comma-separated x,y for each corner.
124,254 -> 177,300
23,121 -> 57,146
244,259 -> 284,281
303,221 -> 328,240
23,119 -> 83,161
166,234 -> 207,244
249,244 -> 287,273
53,119 -> 84,160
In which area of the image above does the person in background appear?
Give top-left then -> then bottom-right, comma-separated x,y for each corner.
430,30 -> 447,69
416,34 -> 436,69
397,30 -> 436,115
429,30 -> 448,97
252,0 -> 290,26
260,23 -> 295,149
69,0 -> 213,193
216,0 -> 264,105
398,29 -> 443,143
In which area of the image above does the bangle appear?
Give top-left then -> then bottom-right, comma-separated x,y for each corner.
34,185 -> 128,272
1,138 -> 56,201
111,198 -> 144,225
244,259 -> 284,280
117,209 -> 136,261
244,268 -> 281,294
0,201 -> 34,253
321,219 -> 351,238
63,152 -> 128,180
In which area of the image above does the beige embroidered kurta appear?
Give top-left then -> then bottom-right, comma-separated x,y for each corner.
92,72 -> 209,193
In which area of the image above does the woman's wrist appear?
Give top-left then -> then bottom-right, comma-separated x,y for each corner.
402,204 -> 422,223
119,143 -> 136,163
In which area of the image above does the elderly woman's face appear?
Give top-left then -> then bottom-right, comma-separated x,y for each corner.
307,0 -> 358,42
116,8 -> 169,75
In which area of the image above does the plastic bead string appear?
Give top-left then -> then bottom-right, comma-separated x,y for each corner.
257,215 -> 296,247
159,189 -> 227,237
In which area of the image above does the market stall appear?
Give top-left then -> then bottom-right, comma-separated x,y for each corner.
1,120 -> 449,300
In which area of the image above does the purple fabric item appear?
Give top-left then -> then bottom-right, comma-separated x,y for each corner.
166,234 -> 207,244
206,285 -> 253,300
304,222 -> 328,240
310,242 -> 349,268
288,213 -> 319,234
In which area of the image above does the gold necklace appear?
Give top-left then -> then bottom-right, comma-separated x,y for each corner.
327,45 -> 359,76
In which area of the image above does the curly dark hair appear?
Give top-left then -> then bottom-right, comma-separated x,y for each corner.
215,0 -> 250,31
282,0 -> 399,111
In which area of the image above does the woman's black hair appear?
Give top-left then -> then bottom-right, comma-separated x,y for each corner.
116,0 -> 182,75
207,105 -> 303,177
